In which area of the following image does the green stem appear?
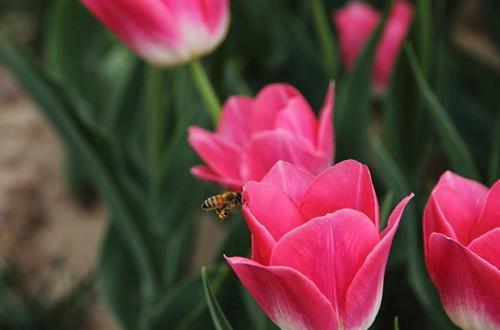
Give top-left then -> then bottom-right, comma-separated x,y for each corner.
190,60 -> 221,126
147,66 -> 166,174
309,0 -> 337,79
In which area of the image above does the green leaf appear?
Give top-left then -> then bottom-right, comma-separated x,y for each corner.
335,0 -> 393,160
98,225 -> 141,330
394,316 -> 400,330
202,267 -> 233,330
406,44 -> 481,180
489,113 -> 500,184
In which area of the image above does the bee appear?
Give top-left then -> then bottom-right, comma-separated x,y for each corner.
201,191 -> 243,220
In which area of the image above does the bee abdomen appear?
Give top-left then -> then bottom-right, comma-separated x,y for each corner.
201,196 -> 221,210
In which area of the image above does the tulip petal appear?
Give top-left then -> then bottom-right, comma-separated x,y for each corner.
188,127 -> 241,180
251,84 -> 300,132
274,96 -> 318,144
344,195 -> 411,330
240,130 -> 328,182
317,83 -> 335,164
226,257 -> 337,330
217,96 -> 254,148
243,181 -> 306,242
261,161 -> 314,204
242,206 -> 277,265
473,180 -> 500,238
300,160 -> 379,227
468,227 -> 500,270
190,165 -> 243,190
437,171 -> 488,211
270,209 -> 379,316
428,233 -> 500,330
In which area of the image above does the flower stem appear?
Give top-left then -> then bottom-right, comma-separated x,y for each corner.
190,59 -> 221,126
310,0 -> 337,79
146,65 -> 165,175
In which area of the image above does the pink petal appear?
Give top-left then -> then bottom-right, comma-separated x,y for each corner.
226,257 -> 337,330
428,233 -> 500,330
299,160 -> 380,227
243,181 -> 306,242
270,209 -> 380,318
473,180 -> 500,238
345,194 -> 412,330
261,161 -> 315,204
468,228 -> 500,270
250,84 -> 300,133
190,166 -> 243,190
333,1 -> 380,69
242,206 -> 277,265
437,171 -> 488,212
274,96 -> 318,144
188,127 -> 241,181
373,0 -> 413,90
240,130 -> 328,182
427,186 -> 478,245
217,96 -> 254,148
316,83 -> 335,165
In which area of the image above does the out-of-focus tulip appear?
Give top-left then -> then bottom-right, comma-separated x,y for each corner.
188,83 -> 335,190
226,160 -> 413,330
81,0 -> 229,66
333,0 -> 413,92
424,172 -> 500,330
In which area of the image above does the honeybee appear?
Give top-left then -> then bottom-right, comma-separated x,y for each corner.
201,191 -> 243,220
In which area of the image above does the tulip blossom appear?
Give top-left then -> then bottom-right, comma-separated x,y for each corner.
188,83 -> 335,190
81,0 -> 229,66
424,172 -> 500,330
333,0 -> 414,92
226,160 -> 413,330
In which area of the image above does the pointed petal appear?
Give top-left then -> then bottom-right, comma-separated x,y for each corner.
317,83 -> 335,164
274,96 -> 318,144
188,127 -> 241,180
251,84 -> 300,132
243,182 -> 306,243
226,257 -> 337,330
437,171 -> 488,211
217,96 -> 253,148
240,130 -> 328,182
270,209 -> 380,315
428,233 -> 500,330
242,206 -> 277,265
261,161 -> 315,204
473,180 -> 500,238
190,166 -> 243,190
299,160 -> 379,227
344,195 -> 411,330
468,228 -> 500,270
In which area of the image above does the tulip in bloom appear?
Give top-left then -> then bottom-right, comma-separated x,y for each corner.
188,84 -> 335,190
81,0 -> 229,66
424,172 -> 500,330
227,160 -> 413,330
333,0 -> 414,92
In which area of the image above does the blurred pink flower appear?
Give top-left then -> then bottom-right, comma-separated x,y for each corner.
188,83 -> 335,190
81,0 -> 229,66
333,0 -> 414,92
227,160 -> 413,330
424,172 -> 500,330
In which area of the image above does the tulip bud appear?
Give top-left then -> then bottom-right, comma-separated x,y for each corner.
81,0 -> 229,66
424,172 -> 500,330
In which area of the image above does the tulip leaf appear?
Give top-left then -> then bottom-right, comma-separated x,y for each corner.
406,44 -> 481,180
202,267 -> 233,330
335,0 -> 392,160
394,316 -> 400,330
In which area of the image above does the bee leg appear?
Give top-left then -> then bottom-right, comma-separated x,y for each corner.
215,208 -> 229,220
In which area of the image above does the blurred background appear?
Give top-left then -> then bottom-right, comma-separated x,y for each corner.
0,0 -> 499,329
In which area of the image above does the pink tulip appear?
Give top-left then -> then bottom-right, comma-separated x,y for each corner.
424,172 -> 500,330
188,83 -> 335,190
81,0 -> 229,66
226,160 -> 413,330
333,0 -> 414,92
